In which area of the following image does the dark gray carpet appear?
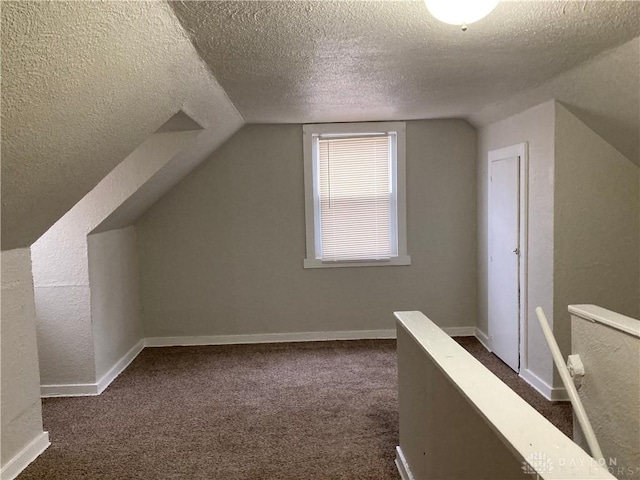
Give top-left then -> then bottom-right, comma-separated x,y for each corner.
20,341 -> 399,480
454,337 -> 573,438
19,338 -> 571,479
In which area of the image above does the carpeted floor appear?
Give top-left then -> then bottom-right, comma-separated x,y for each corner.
454,337 -> 573,438
19,338 -> 571,479
20,340 -> 399,480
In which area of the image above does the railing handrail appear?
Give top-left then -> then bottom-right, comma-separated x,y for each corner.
535,306 -> 605,462
395,310 -> 615,479
568,304 -> 640,339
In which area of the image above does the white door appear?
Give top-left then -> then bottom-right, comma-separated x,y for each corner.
488,155 -> 520,372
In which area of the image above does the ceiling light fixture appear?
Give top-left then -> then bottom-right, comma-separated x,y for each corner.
424,0 -> 499,31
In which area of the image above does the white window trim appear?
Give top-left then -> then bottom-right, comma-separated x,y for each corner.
303,121 -> 411,269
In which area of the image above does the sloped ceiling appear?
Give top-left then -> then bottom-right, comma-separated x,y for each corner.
1,1 -> 244,250
470,37 -> 640,164
3,0 -> 638,253
172,1 -> 640,125
92,127 -> 212,235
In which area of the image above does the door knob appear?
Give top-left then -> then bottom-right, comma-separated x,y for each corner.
512,248 -> 519,255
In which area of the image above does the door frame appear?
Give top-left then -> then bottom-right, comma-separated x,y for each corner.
487,142 -> 528,372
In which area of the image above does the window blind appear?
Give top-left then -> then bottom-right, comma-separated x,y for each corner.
317,134 -> 395,261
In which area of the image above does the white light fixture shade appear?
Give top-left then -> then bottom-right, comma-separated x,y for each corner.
424,0 -> 499,26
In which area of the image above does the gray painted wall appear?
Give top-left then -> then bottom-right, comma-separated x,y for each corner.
137,121 -> 477,336
1,248 -> 46,466
477,100 -> 556,390
87,227 -> 144,380
554,103 -> 640,337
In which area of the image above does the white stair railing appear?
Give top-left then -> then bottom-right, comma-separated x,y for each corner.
535,306 -> 605,463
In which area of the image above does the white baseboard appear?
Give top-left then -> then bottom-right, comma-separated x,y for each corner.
41,339 -> 144,398
520,368 -> 569,401
39,330 -> 400,396
474,328 -> 492,352
1,431 -> 50,480
41,328 -> 482,397
96,340 -> 144,394
395,446 -> 415,480
548,384 -> 569,402
441,326 -> 475,337
144,329 -> 397,347
40,382 -> 99,397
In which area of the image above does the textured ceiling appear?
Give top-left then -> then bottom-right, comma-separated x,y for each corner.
471,37 -> 640,164
156,111 -> 203,133
1,1 -> 244,250
172,1 -> 640,125
2,1 -> 638,253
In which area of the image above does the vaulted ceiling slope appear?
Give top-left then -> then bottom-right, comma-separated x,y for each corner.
1,1 -> 244,251
470,36 -> 640,164
172,1 -> 639,164
172,0 -> 639,124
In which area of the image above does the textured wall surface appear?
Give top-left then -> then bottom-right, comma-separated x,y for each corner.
137,121 -> 477,337
554,105 -> 640,362
477,100 -> 556,389
87,227 -> 144,380
1,248 -> 45,466
472,37 -> 640,165
571,311 -> 640,480
1,1 -> 243,250
31,130 -> 201,386
172,1 -> 638,130
32,284 -> 95,386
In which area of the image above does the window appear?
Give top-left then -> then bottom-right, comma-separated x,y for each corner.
303,122 -> 410,268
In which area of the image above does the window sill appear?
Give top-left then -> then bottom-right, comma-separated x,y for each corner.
303,255 -> 411,269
